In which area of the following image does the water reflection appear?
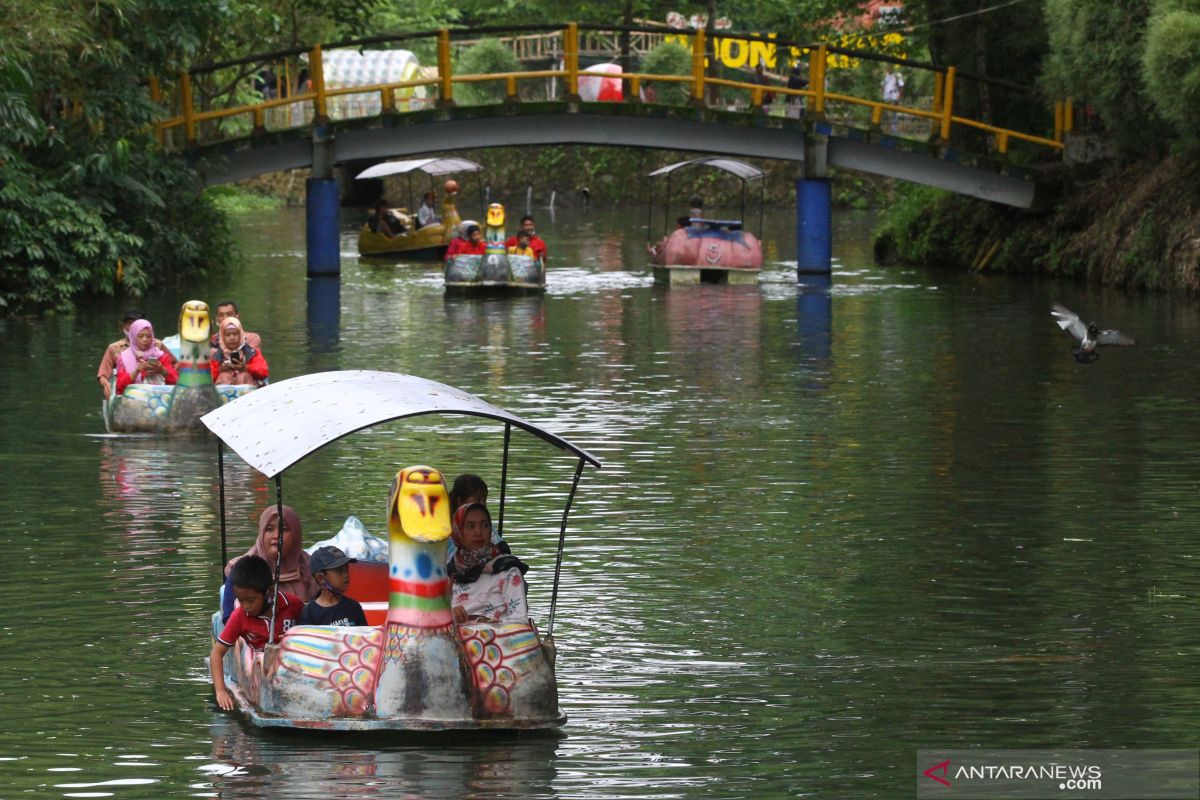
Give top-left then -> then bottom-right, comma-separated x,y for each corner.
306,277 -> 341,355
205,717 -> 560,799
795,274 -> 833,364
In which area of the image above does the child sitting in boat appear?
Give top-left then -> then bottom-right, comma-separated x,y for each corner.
507,230 -> 536,258
114,319 -> 179,395
210,317 -> 269,386
448,502 -> 528,625
209,554 -> 304,711
298,546 -> 368,627
444,222 -> 486,259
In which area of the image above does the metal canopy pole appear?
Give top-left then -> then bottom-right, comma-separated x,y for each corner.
740,178 -> 746,227
547,458 -> 585,639
406,173 -> 414,215
268,475 -> 284,645
646,178 -> 654,244
758,178 -> 765,239
217,439 -> 228,580
665,173 -> 673,235
498,423 -> 511,537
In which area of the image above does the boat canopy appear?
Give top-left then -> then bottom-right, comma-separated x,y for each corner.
356,157 -> 484,180
647,157 -> 764,181
200,370 -> 601,477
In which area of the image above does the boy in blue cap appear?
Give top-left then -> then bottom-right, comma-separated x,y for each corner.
298,546 -> 368,627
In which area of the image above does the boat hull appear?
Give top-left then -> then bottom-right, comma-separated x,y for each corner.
105,383 -> 253,434
651,227 -> 763,285
445,253 -> 545,293
358,224 -> 451,259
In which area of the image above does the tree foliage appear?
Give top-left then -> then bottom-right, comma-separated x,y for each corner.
1041,0 -> 1169,155
1142,3 -> 1200,152
455,39 -> 523,105
640,42 -> 692,104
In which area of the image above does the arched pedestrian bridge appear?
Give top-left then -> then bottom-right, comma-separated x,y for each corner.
152,24 -> 1075,271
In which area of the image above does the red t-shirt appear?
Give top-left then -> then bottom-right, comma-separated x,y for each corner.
217,591 -> 303,650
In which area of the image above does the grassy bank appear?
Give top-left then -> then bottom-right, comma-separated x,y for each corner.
874,155 -> 1200,292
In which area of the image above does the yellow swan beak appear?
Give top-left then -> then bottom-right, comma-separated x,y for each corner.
387,466 -> 452,542
179,300 -> 211,343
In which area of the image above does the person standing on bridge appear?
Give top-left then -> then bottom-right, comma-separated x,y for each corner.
881,63 -> 905,135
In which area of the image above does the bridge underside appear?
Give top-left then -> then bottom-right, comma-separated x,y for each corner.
195,103 -> 1038,208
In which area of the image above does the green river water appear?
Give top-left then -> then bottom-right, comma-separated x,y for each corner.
0,207 -> 1196,798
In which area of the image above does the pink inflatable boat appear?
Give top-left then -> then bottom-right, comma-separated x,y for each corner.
650,222 -> 763,285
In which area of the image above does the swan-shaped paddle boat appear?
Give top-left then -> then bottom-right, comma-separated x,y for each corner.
355,158 -> 476,260
445,202 -> 544,294
201,371 -> 600,731
103,300 -> 254,433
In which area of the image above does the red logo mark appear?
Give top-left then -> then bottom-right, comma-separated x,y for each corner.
924,760 -> 951,787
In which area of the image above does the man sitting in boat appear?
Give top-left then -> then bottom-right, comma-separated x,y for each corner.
115,319 -> 178,395
369,200 -> 406,238
416,191 -> 440,229
444,222 -> 486,259
448,502 -> 528,624
505,215 -> 548,262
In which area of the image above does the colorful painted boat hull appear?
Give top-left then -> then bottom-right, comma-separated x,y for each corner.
358,224 -> 452,259
444,254 -> 545,293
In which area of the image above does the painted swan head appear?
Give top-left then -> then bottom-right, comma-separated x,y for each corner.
387,465 -> 452,542
179,300 -> 211,343
486,203 -> 505,228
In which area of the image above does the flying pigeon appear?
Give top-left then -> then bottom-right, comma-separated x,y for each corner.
1051,303 -> 1136,363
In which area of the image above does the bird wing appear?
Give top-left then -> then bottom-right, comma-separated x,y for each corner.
1096,329 -> 1135,346
1050,304 -> 1087,343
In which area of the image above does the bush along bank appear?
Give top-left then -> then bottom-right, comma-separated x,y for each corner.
873,155 -> 1200,292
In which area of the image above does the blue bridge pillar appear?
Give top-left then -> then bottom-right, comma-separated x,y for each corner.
796,177 -> 832,275
306,177 -> 340,276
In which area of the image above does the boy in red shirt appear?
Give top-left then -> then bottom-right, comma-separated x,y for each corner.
208,555 -> 303,711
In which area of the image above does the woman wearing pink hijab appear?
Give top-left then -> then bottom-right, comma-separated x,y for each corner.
220,505 -> 319,623
114,319 -> 178,395
210,316 -> 269,386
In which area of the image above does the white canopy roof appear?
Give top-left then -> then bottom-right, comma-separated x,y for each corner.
647,157 -> 764,181
200,370 -> 601,477
356,157 -> 484,180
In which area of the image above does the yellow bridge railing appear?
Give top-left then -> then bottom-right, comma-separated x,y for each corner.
151,24 -> 1072,160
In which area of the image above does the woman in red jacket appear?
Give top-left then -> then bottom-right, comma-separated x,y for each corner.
115,319 -> 179,395
211,317 -> 269,386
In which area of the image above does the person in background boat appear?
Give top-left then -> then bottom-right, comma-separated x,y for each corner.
114,319 -> 178,396
416,190 -> 440,229
688,196 -> 706,229
369,200 -> 405,238
212,300 -> 262,351
505,215 -> 548,262
298,546 -> 368,626
211,317 -> 269,386
210,554 -> 304,711
221,505 -> 319,624
507,230 -> 536,258
97,308 -> 162,400
448,502 -> 528,625
444,222 -> 486,259
647,216 -> 691,258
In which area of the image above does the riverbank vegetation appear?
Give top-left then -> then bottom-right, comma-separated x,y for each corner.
876,0 -> 1200,291
8,0 -> 1190,311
